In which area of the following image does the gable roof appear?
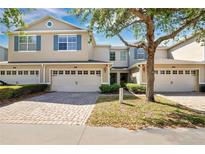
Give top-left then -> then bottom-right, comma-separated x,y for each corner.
0,45 -> 7,50
16,15 -> 85,31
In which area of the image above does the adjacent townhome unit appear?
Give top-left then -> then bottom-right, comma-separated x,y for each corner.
0,16 -> 205,92
0,45 -> 8,61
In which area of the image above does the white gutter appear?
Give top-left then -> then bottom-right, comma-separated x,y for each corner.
10,30 -> 88,34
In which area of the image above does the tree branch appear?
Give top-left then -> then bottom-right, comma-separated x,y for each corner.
128,8 -> 147,21
155,11 -> 205,46
117,34 -> 147,50
116,19 -> 144,34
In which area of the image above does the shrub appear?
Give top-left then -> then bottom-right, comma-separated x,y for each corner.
99,84 -> 121,93
110,83 -> 121,93
99,84 -> 111,93
199,84 -> 205,92
126,83 -> 146,94
0,84 -> 49,100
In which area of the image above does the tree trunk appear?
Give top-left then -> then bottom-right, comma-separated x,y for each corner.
146,48 -> 155,102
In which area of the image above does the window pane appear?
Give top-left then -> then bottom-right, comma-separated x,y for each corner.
59,36 -> 67,42
68,36 -> 77,42
83,70 -> 88,75
67,43 -> 77,50
18,71 -> 23,75
19,36 -> 27,43
90,70 -> 95,75
24,71 -> 28,75
137,54 -> 144,59
120,51 -> 126,61
19,44 -> 27,51
28,36 -> 36,43
110,52 -> 115,61
59,43 -> 67,50
28,44 -> 36,51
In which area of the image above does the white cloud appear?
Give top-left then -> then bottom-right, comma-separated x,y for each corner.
22,8 -> 68,23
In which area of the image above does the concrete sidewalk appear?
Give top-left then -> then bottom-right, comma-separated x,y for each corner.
0,124 -> 205,145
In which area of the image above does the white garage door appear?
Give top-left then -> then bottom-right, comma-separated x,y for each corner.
0,69 -> 40,84
51,70 -> 102,92
154,69 -> 198,92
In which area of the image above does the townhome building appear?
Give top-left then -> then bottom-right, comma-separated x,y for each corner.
0,45 -> 8,61
0,16 -> 205,92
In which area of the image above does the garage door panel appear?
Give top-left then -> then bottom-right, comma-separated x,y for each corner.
0,70 -> 40,84
154,69 -> 197,92
51,70 -> 101,92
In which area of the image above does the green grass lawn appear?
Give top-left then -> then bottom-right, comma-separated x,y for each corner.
87,95 -> 205,130
0,85 -> 23,90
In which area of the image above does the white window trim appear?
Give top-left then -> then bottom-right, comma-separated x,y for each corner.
18,35 -> 37,52
58,34 -> 78,52
46,20 -> 53,28
120,51 -> 126,61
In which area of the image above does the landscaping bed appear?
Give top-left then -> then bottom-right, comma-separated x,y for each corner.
87,95 -> 205,130
0,84 -> 48,100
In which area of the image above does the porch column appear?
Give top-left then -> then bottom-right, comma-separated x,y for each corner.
117,72 -> 120,84
139,65 -> 143,84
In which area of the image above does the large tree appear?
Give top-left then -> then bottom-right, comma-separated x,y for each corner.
72,8 -> 205,102
0,8 -> 31,32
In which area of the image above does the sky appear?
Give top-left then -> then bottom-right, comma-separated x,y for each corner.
0,8 -> 136,48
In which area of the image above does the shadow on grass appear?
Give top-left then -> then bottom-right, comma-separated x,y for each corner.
121,102 -> 135,107
155,98 -> 205,115
142,108 -> 205,129
97,95 -> 138,103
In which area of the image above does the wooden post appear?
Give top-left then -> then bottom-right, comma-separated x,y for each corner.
119,88 -> 123,103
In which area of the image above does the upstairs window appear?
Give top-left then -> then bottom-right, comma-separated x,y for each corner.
58,35 -> 77,51
120,51 -> 126,61
19,36 -> 37,51
110,51 -> 115,61
134,48 -> 146,59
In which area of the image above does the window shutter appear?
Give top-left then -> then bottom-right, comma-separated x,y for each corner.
54,35 -> 58,50
134,48 -> 138,59
36,36 -> 41,51
14,36 -> 19,51
77,35 -> 82,50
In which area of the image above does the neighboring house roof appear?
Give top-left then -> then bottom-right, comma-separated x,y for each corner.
0,45 -> 7,50
110,46 -> 129,50
166,33 -> 205,50
129,59 -> 205,69
16,15 -> 85,31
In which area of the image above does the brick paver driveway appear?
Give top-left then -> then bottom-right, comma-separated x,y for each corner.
0,92 -> 99,125
160,92 -> 205,112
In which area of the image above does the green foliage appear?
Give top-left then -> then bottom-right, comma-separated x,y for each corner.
99,84 -> 121,93
0,84 -> 48,100
99,84 -> 111,93
71,8 -> 205,45
110,83 -> 121,92
0,9 -> 32,32
126,83 -> 146,94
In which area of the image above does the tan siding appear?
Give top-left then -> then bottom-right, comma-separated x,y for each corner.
8,32 -> 90,62
168,37 -> 205,61
26,18 -> 79,31
93,46 -> 110,62
110,49 -> 129,67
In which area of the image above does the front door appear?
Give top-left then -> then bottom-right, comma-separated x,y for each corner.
110,73 -> 117,85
